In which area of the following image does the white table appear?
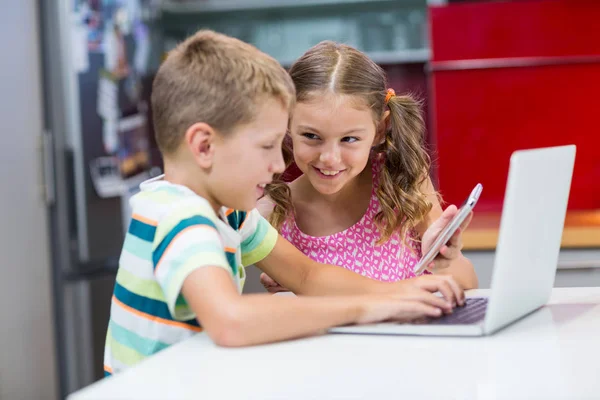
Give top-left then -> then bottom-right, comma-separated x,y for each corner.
68,287 -> 600,400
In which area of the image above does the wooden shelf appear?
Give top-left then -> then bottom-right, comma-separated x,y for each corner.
463,210 -> 600,251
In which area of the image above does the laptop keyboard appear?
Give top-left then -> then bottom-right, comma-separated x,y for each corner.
428,297 -> 489,325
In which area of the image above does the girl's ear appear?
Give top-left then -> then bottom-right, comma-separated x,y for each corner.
375,110 -> 391,146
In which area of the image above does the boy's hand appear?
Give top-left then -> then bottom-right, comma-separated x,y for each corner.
262,261 -> 465,308
421,204 -> 473,271
397,274 -> 465,308
260,272 -> 289,293
264,269 -> 463,312
355,289 -> 450,324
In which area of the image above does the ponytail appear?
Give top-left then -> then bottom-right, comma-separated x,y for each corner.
373,93 -> 433,244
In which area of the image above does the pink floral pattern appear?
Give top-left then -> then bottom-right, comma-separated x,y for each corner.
281,157 -> 427,282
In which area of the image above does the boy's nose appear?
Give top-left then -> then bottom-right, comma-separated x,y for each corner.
270,152 -> 286,174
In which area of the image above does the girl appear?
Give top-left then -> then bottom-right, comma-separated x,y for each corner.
259,41 -> 477,291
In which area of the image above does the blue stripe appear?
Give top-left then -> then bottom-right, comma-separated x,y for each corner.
225,251 -> 237,274
109,320 -> 170,357
113,282 -> 200,328
104,371 -> 112,378
226,211 -> 238,230
128,218 -> 156,242
226,210 -> 247,230
237,211 -> 247,230
152,215 -> 217,269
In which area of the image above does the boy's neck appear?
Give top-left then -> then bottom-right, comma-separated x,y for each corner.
163,159 -> 222,214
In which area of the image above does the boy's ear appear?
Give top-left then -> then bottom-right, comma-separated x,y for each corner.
375,110 -> 391,145
185,122 -> 217,169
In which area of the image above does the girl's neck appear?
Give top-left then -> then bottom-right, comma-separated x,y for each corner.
288,160 -> 374,237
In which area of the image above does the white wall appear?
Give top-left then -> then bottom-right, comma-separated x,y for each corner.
0,1 -> 58,399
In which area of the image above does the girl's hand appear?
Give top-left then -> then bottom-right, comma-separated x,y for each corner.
421,204 -> 473,272
260,272 -> 290,293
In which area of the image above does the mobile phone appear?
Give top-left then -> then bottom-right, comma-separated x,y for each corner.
414,183 -> 483,274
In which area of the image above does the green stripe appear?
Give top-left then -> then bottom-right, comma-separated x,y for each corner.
163,257 -> 232,319
242,222 -> 278,266
123,233 -> 153,260
242,217 -> 269,253
156,239 -> 227,293
116,268 -> 165,302
154,206 -> 217,248
109,320 -> 170,357
135,189 -> 181,204
153,216 -> 218,268
162,251 -> 230,294
106,329 -> 146,367
175,294 -> 189,307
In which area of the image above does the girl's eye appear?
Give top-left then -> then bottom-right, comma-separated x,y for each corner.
302,133 -> 319,140
262,145 -> 275,150
342,136 -> 359,143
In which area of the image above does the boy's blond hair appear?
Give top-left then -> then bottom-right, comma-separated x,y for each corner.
151,30 -> 296,154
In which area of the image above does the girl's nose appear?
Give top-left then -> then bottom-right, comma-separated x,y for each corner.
319,146 -> 341,165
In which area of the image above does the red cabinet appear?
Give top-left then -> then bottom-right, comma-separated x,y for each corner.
429,0 -> 600,211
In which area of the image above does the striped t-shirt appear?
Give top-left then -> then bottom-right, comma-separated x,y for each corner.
104,176 -> 278,376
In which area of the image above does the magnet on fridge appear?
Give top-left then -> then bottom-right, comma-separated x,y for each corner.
89,156 -> 124,198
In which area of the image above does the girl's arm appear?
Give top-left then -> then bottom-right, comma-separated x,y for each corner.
415,177 -> 479,289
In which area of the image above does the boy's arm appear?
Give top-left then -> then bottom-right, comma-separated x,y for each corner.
181,265 -> 447,347
255,235 -> 463,306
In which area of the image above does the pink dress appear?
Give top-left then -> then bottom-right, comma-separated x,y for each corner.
280,157 -> 428,282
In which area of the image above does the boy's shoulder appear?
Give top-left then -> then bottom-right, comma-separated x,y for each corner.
131,176 -> 220,228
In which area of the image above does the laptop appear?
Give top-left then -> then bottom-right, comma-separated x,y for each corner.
330,145 -> 576,337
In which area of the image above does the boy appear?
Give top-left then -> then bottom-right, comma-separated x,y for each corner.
104,30 -> 464,375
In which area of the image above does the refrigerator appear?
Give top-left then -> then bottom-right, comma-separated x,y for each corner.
40,0 -> 164,396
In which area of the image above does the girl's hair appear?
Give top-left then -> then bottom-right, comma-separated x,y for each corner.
266,41 -> 434,244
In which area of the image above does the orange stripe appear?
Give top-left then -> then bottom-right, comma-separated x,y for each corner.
154,225 -> 219,275
113,296 -> 203,332
104,365 -> 113,374
225,208 -> 235,216
132,213 -> 158,226
224,247 -> 236,254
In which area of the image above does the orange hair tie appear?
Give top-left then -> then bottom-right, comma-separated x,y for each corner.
385,88 -> 396,105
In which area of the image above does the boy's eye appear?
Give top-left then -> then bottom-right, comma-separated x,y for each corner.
342,136 -> 359,143
301,133 -> 320,140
